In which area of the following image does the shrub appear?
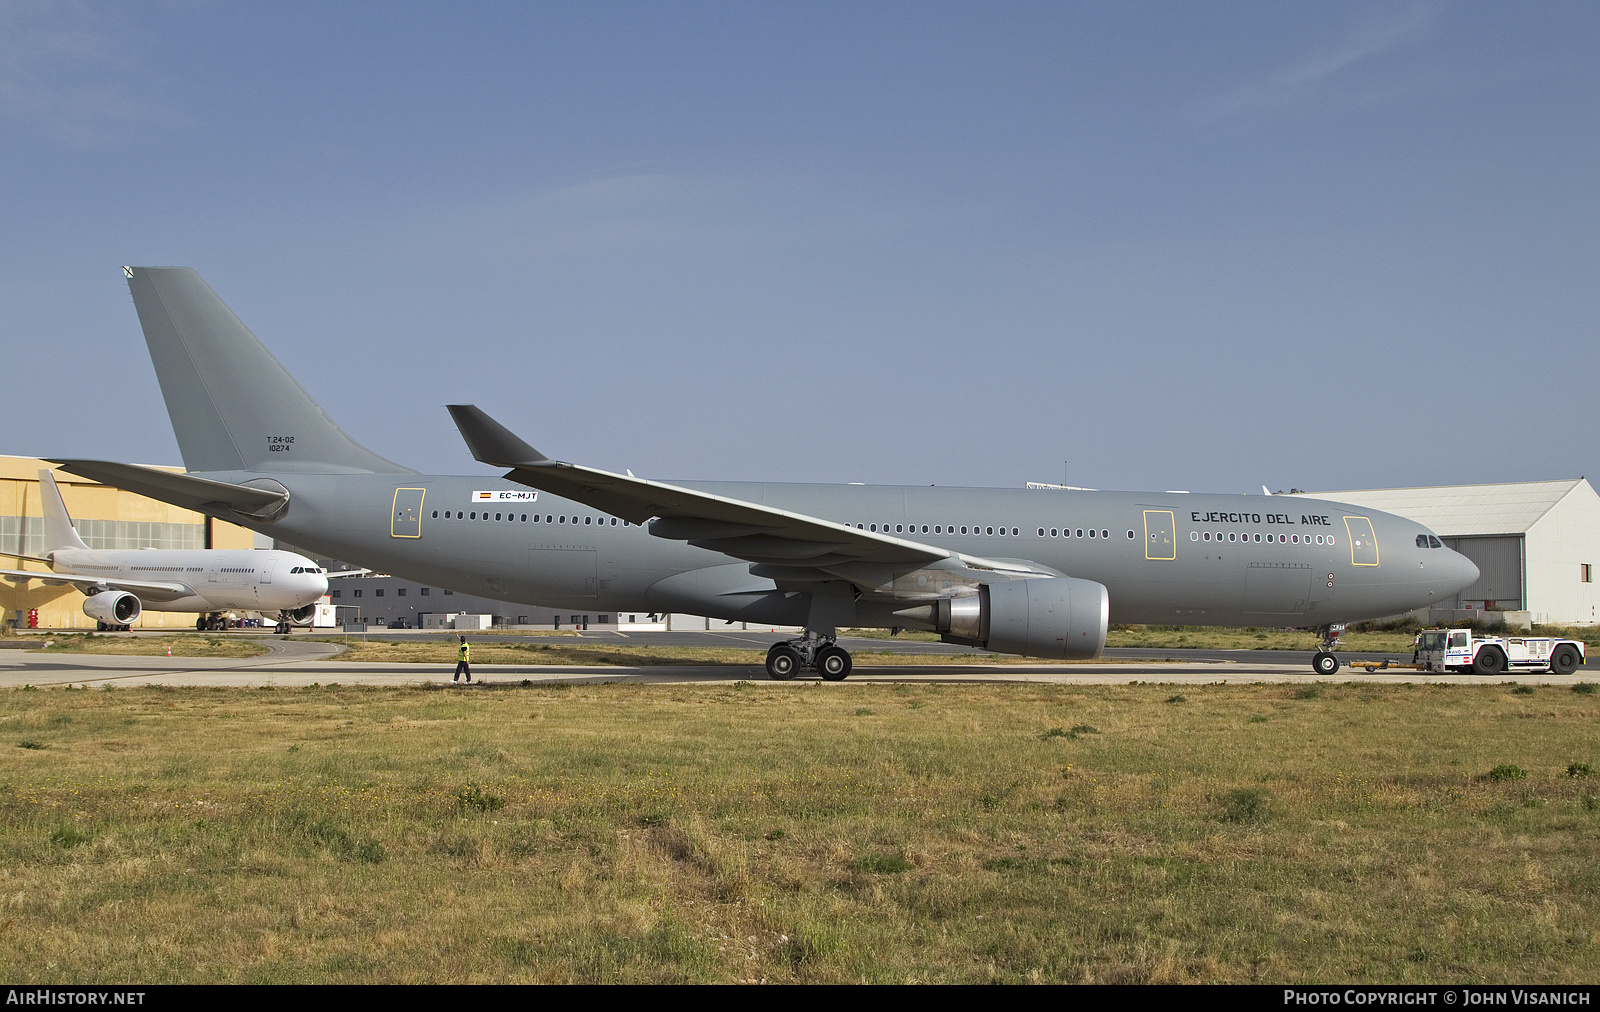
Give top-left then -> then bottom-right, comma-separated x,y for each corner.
854,708 -> 874,717
1567,763 -> 1592,778
1041,727 -> 1069,739
454,784 -> 506,813
1488,764 -> 1527,782
1165,694 -> 1186,704
1294,686 -> 1322,700
16,741 -> 44,750
1573,683 -> 1597,695
1218,788 -> 1271,823
1512,686 -> 1536,696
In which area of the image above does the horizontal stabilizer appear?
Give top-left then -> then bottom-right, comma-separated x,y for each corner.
50,460 -> 290,521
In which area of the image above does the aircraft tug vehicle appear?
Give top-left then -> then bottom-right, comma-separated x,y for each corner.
1414,628 -> 1586,675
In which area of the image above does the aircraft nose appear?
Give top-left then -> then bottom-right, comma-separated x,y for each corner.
1445,550 -> 1479,595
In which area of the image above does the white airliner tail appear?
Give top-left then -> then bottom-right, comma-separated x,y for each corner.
38,471 -> 89,552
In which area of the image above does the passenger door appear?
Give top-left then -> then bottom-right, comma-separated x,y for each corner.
391,488 -> 426,538
1343,516 -> 1379,567
1142,510 -> 1177,561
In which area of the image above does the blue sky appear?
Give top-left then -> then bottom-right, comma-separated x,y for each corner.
2,2 -> 1596,494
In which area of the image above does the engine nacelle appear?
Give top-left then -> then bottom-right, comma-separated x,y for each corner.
83,591 -> 141,626
280,604 -> 317,626
936,577 -> 1108,660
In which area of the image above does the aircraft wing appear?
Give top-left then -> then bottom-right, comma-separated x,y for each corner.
49,460 -> 290,520
0,568 -> 193,596
448,405 -> 1048,576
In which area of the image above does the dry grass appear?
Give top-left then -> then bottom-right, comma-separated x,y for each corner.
31,634 -> 268,658
0,681 -> 1595,983
1105,626 -> 1418,652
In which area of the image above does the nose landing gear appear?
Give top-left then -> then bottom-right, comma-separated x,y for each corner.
1310,623 -> 1345,675
765,632 -> 853,681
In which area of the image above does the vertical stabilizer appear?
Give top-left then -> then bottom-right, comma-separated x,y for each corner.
125,267 -> 411,474
38,471 -> 89,552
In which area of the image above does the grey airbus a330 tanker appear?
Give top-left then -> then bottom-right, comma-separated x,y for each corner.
54,268 -> 1478,680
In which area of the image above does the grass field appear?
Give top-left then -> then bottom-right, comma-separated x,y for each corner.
0,680 -> 1596,983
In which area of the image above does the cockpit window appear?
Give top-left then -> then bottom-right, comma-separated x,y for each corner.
1429,536 -> 1443,549
1416,535 -> 1428,548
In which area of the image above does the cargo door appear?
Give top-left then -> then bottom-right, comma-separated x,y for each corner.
1343,516 -> 1379,567
391,488 -> 426,538
1242,562 -> 1313,615
1142,510 -> 1177,561
530,548 -> 598,598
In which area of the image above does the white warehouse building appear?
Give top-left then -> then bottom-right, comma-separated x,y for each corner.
1293,480 -> 1600,626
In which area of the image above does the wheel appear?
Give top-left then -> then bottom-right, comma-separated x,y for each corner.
765,644 -> 800,681
1312,651 -> 1339,675
817,645 -> 852,681
1550,645 -> 1580,676
196,617 -> 206,631
1472,648 -> 1505,675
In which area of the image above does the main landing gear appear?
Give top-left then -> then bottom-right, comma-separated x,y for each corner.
765,632 -> 853,681
1310,623 -> 1344,676
197,613 -> 231,631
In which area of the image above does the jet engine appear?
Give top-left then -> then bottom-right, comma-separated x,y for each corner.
83,590 -> 141,626
924,577 -> 1109,660
279,604 -> 317,627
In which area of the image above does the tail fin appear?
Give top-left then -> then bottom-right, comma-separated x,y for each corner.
38,471 -> 89,552
125,267 -> 411,474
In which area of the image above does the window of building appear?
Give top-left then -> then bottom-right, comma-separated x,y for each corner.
443,589 -> 453,595
420,587 -> 430,596
1584,564 -> 1592,584
397,588 -> 406,597
331,589 -> 342,598
353,589 -> 362,598
375,589 -> 384,597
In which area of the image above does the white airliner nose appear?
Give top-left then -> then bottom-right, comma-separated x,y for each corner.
1445,551 -> 1479,596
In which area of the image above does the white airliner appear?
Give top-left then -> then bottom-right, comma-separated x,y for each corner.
0,471 -> 330,632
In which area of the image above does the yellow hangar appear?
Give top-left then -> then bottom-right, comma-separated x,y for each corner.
0,455 -> 257,630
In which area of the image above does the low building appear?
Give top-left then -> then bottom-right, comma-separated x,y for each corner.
0,456 -> 258,629
1293,479 -> 1600,626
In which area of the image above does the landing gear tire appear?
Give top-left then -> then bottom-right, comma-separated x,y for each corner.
196,617 -> 206,631
765,644 -> 800,681
1473,649 -> 1506,676
817,645 -> 852,681
1312,651 -> 1340,676
1550,646 -> 1580,676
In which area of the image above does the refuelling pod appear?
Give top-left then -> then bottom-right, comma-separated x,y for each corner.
917,577 -> 1108,660
83,590 -> 141,626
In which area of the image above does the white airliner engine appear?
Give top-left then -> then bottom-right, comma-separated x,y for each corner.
282,604 -> 317,626
83,590 -> 141,626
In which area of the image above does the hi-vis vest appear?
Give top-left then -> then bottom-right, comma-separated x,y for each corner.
458,642 -> 470,662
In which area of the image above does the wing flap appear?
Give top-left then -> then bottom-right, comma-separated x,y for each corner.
449,405 -> 949,568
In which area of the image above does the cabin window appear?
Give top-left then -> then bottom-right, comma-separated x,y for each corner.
469,512 -> 476,520
986,527 -> 994,536
1012,528 -> 1019,536
1254,533 -> 1261,542
521,514 -> 528,522
960,526 -> 968,534
585,516 -> 592,525
1076,529 -> 1084,538
559,516 -> 566,524
1127,530 -> 1135,539
1051,529 -> 1059,537
431,510 -> 438,519
1038,528 -> 1045,537
1191,532 -> 1199,541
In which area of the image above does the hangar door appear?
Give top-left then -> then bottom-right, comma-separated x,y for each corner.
1442,535 -> 1524,610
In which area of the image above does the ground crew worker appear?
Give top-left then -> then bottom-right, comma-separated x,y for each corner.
454,635 -> 472,683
